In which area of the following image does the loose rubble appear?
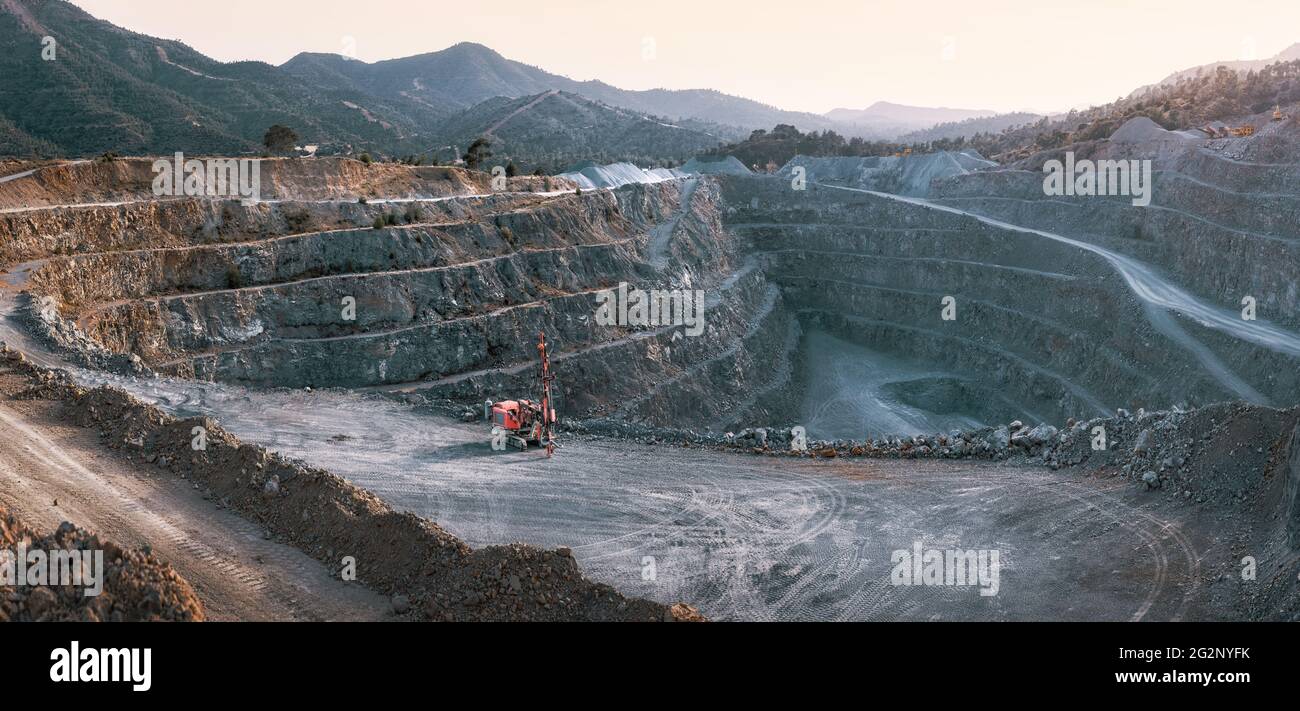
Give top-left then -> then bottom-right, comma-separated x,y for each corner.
0,505 -> 205,622
570,401 -> 1300,509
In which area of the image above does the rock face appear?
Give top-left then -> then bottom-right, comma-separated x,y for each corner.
718,117 -> 1300,430
932,129 -> 1300,335
11,123 -> 1300,440
15,161 -> 804,429
720,175 -> 1231,430
0,157 -> 559,213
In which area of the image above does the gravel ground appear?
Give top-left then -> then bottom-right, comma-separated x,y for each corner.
67,370 -> 1264,621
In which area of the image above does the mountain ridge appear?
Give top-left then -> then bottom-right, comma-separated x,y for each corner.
279,41 -> 844,136
9,0 -> 1261,163
1129,42 -> 1300,97
826,100 -> 997,125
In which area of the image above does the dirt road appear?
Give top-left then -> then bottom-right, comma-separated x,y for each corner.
0,366 -> 388,621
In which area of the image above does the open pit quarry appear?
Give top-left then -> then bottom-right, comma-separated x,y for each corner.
1,139 -> 1298,621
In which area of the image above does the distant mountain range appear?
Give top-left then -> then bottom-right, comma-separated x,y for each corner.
431,90 -> 722,171
280,43 -> 841,136
0,0 -> 445,156
826,101 -> 998,135
898,111 -> 1043,143
0,0 -> 1027,161
1129,42 -> 1300,97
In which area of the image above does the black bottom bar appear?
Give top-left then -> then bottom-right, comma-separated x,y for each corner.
1,622 -> 1287,699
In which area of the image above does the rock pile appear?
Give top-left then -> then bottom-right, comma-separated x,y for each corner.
575,400 -> 1299,506
0,507 -> 205,622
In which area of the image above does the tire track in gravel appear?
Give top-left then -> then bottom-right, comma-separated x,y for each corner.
55,366 -> 1213,622
841,469 -> 1201,622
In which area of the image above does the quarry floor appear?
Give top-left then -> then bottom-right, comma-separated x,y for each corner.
58,369 -> 1226,621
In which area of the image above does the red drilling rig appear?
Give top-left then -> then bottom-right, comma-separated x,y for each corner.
489,331 -> 557,456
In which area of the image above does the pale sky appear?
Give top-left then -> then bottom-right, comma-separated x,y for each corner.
71,0 -> 1300,115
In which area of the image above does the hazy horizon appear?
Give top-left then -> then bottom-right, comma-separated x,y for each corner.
70,0 -> 1300,116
